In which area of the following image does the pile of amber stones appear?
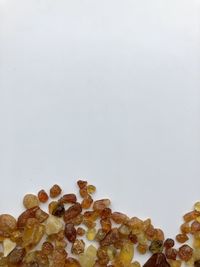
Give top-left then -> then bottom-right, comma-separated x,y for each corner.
0,180 -> 200,267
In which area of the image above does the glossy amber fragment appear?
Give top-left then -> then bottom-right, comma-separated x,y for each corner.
100,228 -> 120,246
178,245 -> 193,261
176,233 -> 189,243
65,223 -> 77,242
183,211 -> 200,222
71,239 -> 85,255
79,245 -> 97,267
23,194 -> 39,209
116,241 -> 134,265
38,189 -> 49,203
93,199 -> 111,211
17,207 -> 39,228
22,218 -> 45,249
50,184 -> 62,198
86,228 -> 96,241
149,240 -> 163,253
111,212 -> 129,224
64,203 -> 82,223
0,214 -> 17,235
81,195 -> 93,209
87,185 -> 96,194
7,247 -> 26,264
163,238 -> 174,249
77,180 -> 87,189
59,194 -> 77,204
191,221 -> 200,233
165,248 -> 177,260
143,253 -> 170,267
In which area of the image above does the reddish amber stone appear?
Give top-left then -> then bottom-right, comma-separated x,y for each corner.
143,253 -> 170,267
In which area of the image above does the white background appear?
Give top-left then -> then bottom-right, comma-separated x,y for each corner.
0,0 -> 200,249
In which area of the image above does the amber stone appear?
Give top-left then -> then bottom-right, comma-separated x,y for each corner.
143,253 -> 170,267
64,203 -> 82,223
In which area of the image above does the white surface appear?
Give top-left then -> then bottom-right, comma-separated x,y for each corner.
0,0 -> 200,245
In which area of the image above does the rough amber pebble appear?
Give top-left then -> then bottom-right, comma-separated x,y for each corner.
50,184 -> 62,198
137,243 -> 148,254
45,215 -> 63,235
127,217 -> 143,234
84,211 -> 99,221
35,208 -> 49,223
164,238 -> 175,249
77,180 -> 87,189
77,227 -> 86,236
23,194 -> 39,209
165,248 -> 177,260
107,245 -> 117,261
64,203 -> 82,223
176,233 -> 189,243
95,229 -> 107,241
100,218 -> 112,233
145,225 -> 156,240
59,194 -> 77,204
48,201 -> 58,214
191,221 -> 200,233
52,248 -> 67,267
100,208 -> 112,219
79,245 -> 97,267
83,219 -> 96,229
128,233 -> 138,244
180,222 -> 190,234
0,214 -> 17,235
72,239 -> 85,255
153,228 -> 165,241
149,240 -> 163,253
178,245 -> 193,261
38,190 -> 49,203
3,238 -> 16,257
119,224 -> 131,236
52,203 -> 65,217
100,228 -> 120,246
22,218 -> 45,249
117,242 -> 134,265
65,223 -> 77,242
183,211 -> 200,222
17,207 -> 39,228
7,247 -> 26,264
69,214 -> 83,226
111,212 -> 129,224
86,228 -> 96,241
81,195 -> 93,209
143,253 -> 170,267
42,241 -> 54,255
87,185 -> 96,194
97,246 -> 109,265
93,199 -> 111,211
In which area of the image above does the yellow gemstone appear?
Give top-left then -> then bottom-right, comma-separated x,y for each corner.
87,185 -> 96,194
118,242 -> 134,264
86,228 -> 96,241
194,202 -> 200,212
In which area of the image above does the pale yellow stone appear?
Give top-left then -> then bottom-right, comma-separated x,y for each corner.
45,215 -> 63,235
3,238 -> 16,257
